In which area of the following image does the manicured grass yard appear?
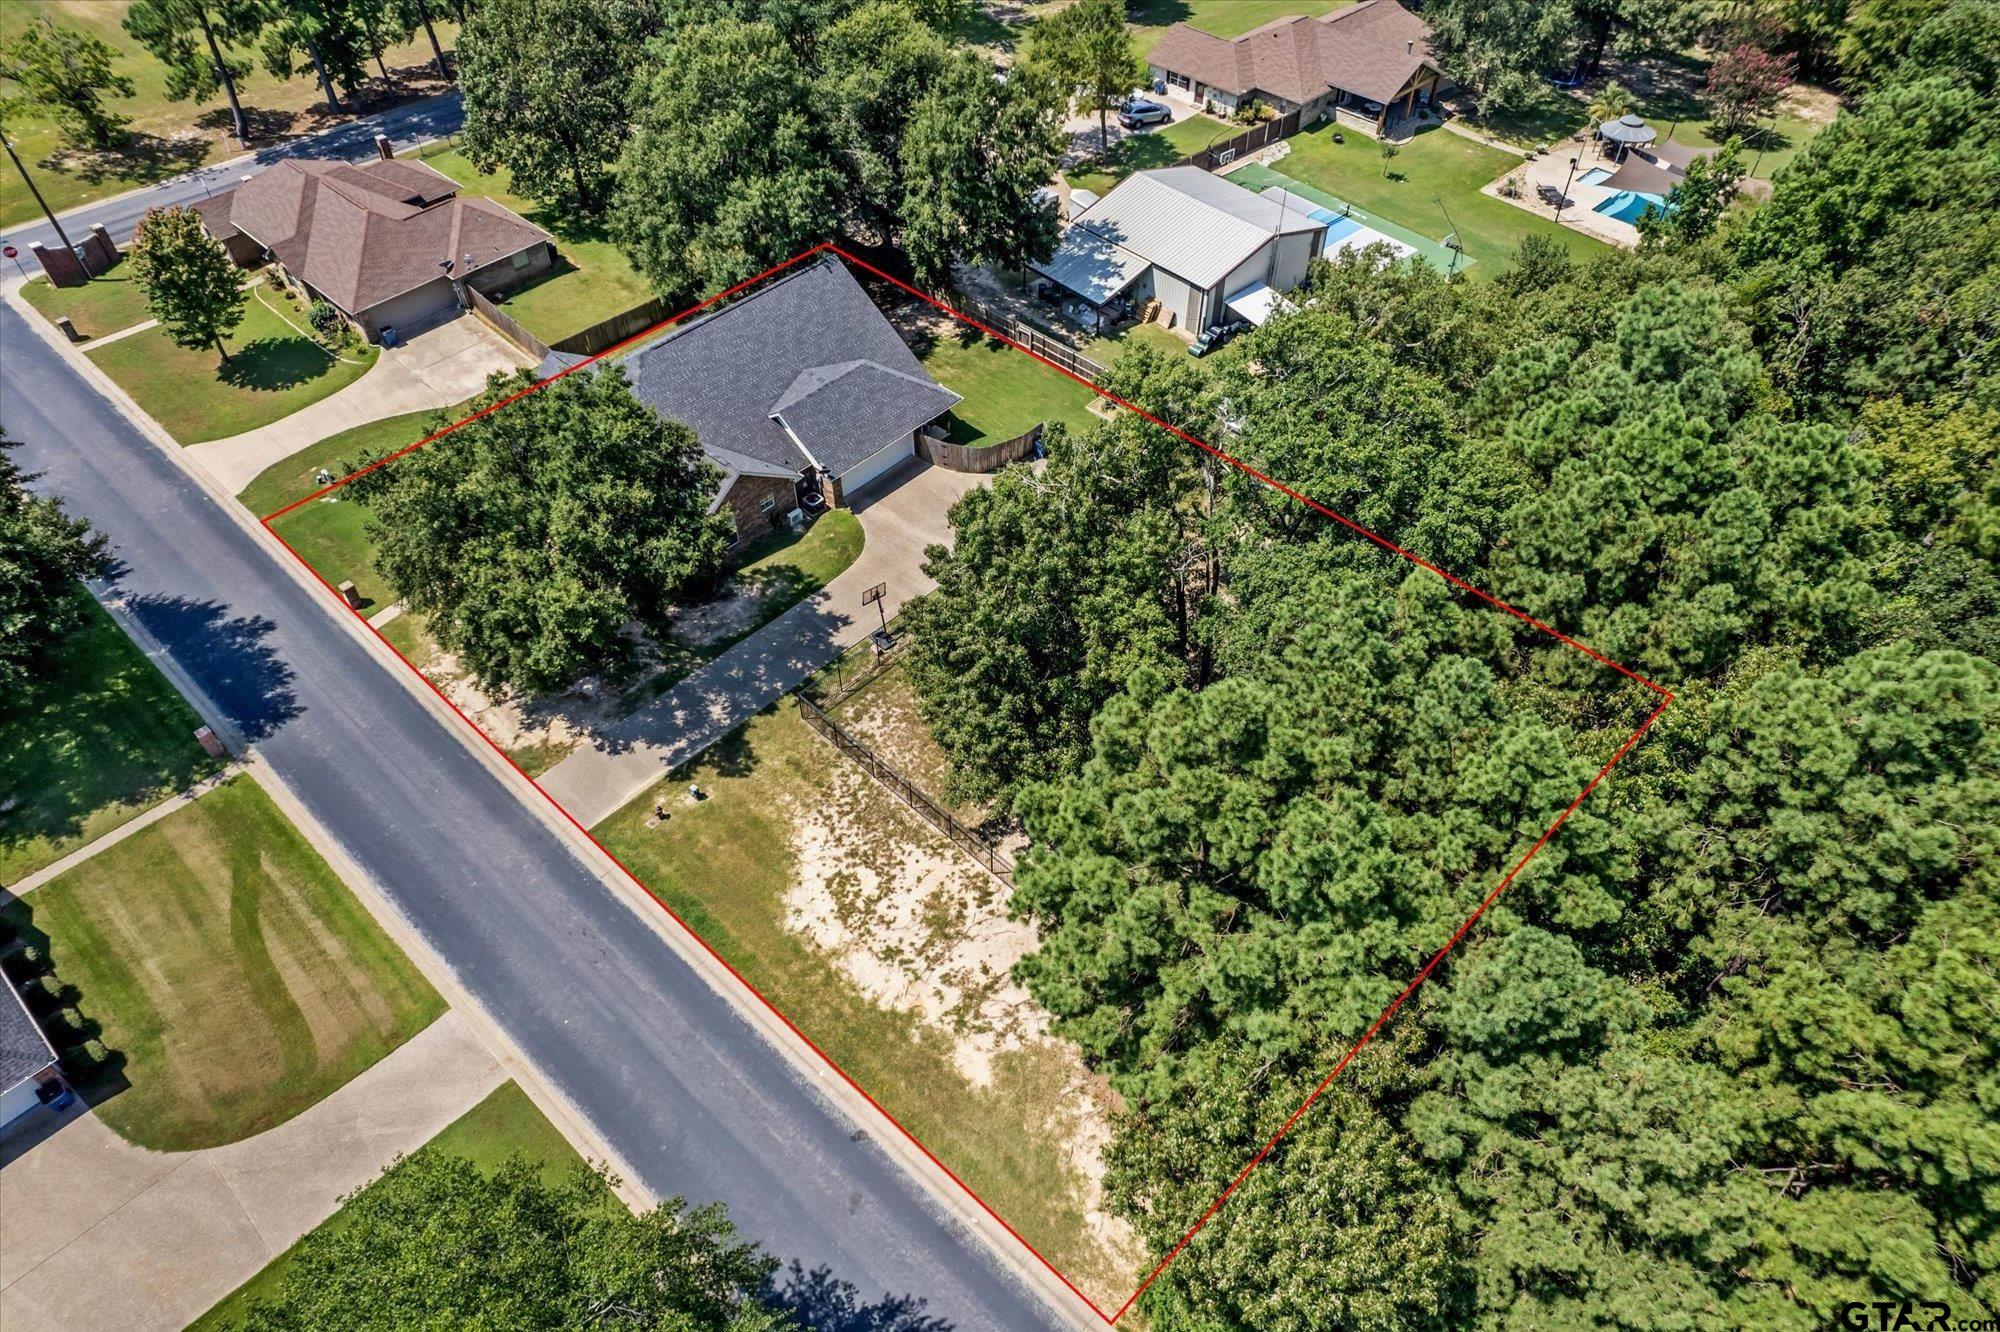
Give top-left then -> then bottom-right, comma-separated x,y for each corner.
0,775 -> 444,1151
1,592 -> 219,883
86,288 -> 378,444
408,147 -> 656,346
1084,318 -> 1188,368
1065,112 -> 1234,197
191,1081 -> 585,1330
18,260 -> 155,340
918,325 -> 1101,445
593,686 -> 1138,1310
237,402 -> 462,517
1127,0 -> 1349,40
249,402 -> 471,616
1268,121 -> 1608,275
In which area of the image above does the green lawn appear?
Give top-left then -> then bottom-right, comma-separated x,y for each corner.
918,326 -> 1101,445
237,401 -> 462,516
593,687 -> 1138,1310
190,1081 -> 585,1331
269,494 -> 393,612
0,775 -> 444,1151
1127,0 -> 1349,41
0,2 -> 459,229
406,147 -> 656,346
1084,319 -> 1189,368
87,287 -> 378,444
18,259 -> 155,340
1255,120 -> 1609,275
1,592 -> 219,884
1065,112 -> 1234,197
245,401 -> 469,618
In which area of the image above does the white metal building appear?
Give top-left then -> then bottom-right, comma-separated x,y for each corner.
1030,168 -> 1328,334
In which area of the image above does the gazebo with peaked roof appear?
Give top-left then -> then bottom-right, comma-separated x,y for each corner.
1596,113 -> 1657,159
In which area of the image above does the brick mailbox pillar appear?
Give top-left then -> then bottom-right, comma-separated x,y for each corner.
194,726 -> 227,759
83,223 -> 119,275
30,241 -> 88,288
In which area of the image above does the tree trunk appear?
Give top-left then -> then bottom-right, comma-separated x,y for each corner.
416,0 -> 450,81
196,3 -> 249,144
305,37 -> 343,114
214,335 -> 232,365
1099,105 -> 1110,155
360,12 -> 390,82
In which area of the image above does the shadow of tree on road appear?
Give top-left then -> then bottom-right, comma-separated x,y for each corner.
771,1262 -> 954,1332
117,594 -> 301,743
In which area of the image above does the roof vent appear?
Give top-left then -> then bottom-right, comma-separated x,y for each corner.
1407,39 -> 1414,54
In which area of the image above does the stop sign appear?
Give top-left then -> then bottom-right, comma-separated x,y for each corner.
1,246 -> 15,258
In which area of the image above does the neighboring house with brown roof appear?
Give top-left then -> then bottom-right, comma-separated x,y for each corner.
1146,0 -> 1444,138
193,143 -> 555,343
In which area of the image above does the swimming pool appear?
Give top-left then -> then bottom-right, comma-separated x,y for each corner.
1593,189 -> 1669,224
1577,166 -> 1615,186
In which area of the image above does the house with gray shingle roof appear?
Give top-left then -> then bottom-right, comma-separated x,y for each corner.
0,971 -> 61,1133
1147,0 -> 1443,139
193,141 -> 555,343
621,257 -> 961,545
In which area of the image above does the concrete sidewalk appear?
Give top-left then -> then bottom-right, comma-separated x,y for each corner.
0,1010 -> 504,1332
187,312 -> 532,496
538,459 -> 983,827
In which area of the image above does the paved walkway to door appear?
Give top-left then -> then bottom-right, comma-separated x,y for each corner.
187,312 -> 533,496
538,459 -> 984,827
0,1010 -> 503,1332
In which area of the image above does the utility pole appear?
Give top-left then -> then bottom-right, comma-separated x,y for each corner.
0,125 -> 77,253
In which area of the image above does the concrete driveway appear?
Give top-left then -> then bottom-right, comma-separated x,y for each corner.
188,311 -> 534,497
0,1012 -> 502,1332
538,458 -> 984,826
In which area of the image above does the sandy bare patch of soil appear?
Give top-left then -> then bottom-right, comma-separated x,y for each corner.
781,760 -> 1140,1270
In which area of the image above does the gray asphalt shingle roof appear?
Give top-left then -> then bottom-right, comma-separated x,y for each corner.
0,979 -> 56,1095
621,258 -> 959,483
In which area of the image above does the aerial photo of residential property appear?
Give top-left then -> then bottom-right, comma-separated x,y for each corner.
1,0 -> 1993,1329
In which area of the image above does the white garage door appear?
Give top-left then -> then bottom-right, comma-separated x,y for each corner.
840,434 -> 916,497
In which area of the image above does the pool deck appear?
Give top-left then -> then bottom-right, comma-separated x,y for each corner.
1481,149 -> 1640,248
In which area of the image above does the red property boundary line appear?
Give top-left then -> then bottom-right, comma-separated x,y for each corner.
262,241 -> 1674,1326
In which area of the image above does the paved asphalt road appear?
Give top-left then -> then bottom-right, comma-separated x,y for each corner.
0,298 -> 1067,1331
1,92 -> 467,253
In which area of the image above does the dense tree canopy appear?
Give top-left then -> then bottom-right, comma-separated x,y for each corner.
458,0 -> 645,217
902,8 -> 2000,1326
610,0 -> 1064,297
365,367 -> 733,695
0,433 -> 107,703
239,1150 -> 789,1331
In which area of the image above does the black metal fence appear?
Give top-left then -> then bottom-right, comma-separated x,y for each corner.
796,691 -> 1014,884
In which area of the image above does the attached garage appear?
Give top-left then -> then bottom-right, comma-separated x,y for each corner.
836,432 -> 918,499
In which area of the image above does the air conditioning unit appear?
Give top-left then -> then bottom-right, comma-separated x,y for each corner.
785,508 -> 805,531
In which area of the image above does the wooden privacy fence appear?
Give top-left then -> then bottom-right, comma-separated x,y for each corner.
464,284 -> 552,362
553,296 -> 673,357
1170,109 -> 1303,171
917,423 -> 1041,473
796,692 -> 1014,885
